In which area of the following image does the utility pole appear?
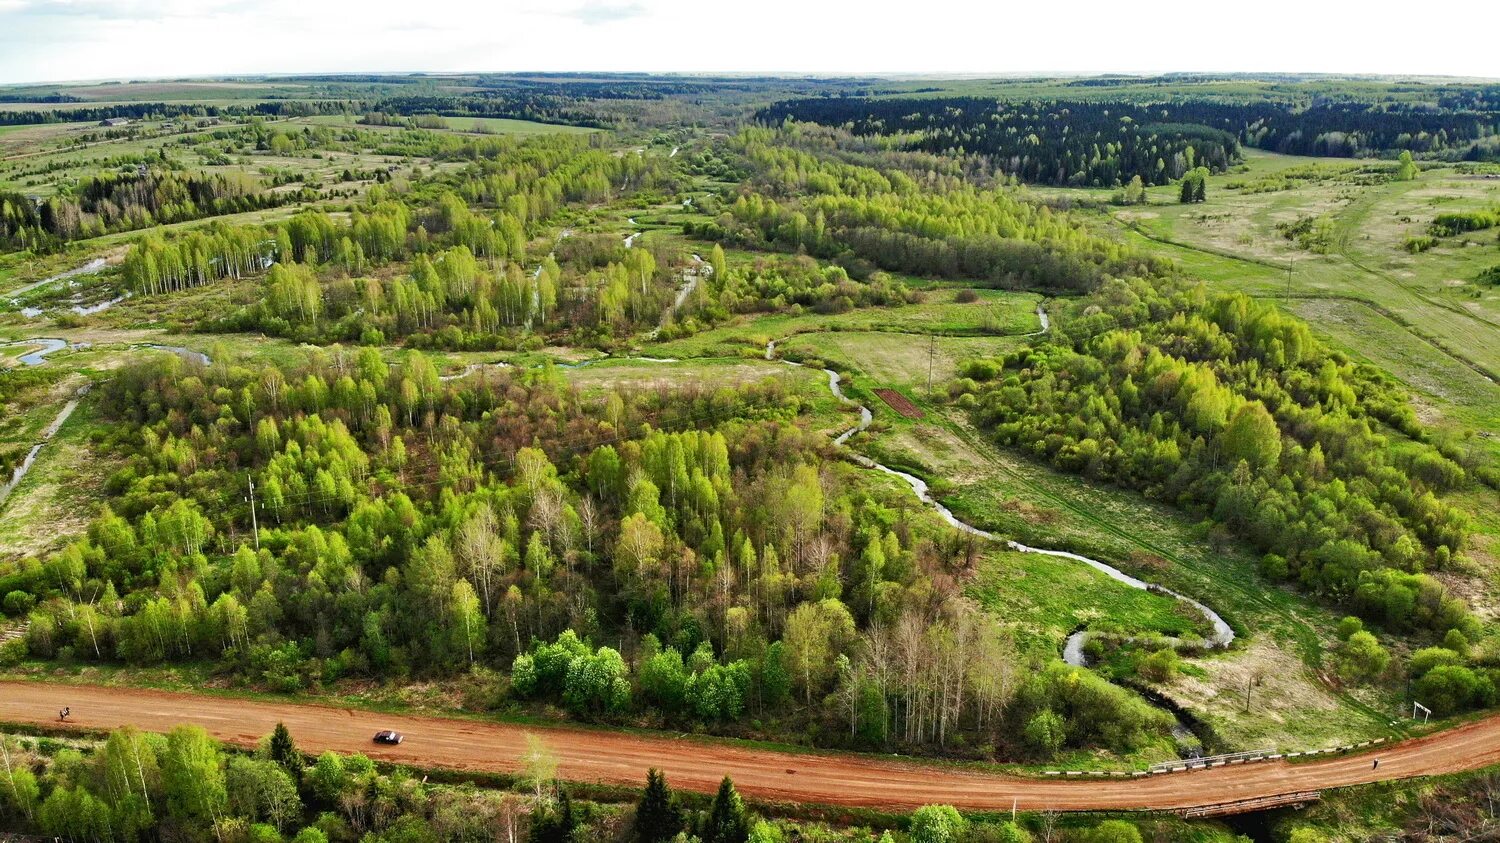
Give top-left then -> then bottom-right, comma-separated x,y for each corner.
247,476 -> 260,551
1285,258 -> 1293,303
927,334 -> 936,397
1245,675 -> 1253,713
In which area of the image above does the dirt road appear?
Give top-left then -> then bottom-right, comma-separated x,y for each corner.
2,682 -> 1497,811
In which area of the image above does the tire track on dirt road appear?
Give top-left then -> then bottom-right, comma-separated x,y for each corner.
0,681 -> 1492,812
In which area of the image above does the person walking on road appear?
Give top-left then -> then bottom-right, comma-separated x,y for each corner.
1373,758 -> 1380,770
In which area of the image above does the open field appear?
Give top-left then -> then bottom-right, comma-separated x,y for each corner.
1072,151 -> 1500,379
0,393 -> 109,560
775,331 -> 1028,387
970,548 -> 1201,649
652,289 -> 1043,360
560,356 -> 823,394
0,81 -> 314,101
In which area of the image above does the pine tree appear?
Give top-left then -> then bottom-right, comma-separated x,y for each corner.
704,776 -> 752,843
633,768 -> 683,842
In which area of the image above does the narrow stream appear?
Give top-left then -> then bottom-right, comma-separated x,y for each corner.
72,293 -> 129,316
765,337 -> 1232,754
671,254 -> 707,313
5,258 -> 107,301
0,386 -> 86,507
145,345 -> 211,366
8,338 -> 68,366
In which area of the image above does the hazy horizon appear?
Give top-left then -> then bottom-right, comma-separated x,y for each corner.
2,0 -> 1496,86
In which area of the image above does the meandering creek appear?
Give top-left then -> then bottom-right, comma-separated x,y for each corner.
765,336 -> 1230,755
8,337 -> 69,366
0,385 -> 87,508
5,258 -> 107,301
0,343 -> 209,506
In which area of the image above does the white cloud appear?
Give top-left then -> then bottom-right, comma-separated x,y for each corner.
0,0 -> 1496,84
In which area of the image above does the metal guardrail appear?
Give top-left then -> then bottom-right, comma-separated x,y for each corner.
1040,737 -> 1390,778
1181,790 -> 1321,818
1149,748 -> 1277,773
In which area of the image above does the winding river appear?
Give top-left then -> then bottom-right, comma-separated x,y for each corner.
762,336 -> 1227,754
764,337 -> 1234,671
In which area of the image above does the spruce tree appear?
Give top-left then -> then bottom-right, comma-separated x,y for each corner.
532,782 -> 578,843
267,722 -> 303,777
704,776 -> 752,843
633,768 -> 683,843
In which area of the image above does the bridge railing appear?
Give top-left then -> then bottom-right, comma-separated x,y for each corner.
1149,748 -> 1277,773
1180,790 -> 1321,818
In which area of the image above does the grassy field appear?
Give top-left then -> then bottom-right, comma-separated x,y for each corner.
970,547 -> 1201,649
0,392 -> 109,560
0,81 -> 314,102
561,356 -> 823,394
651,288 -> 1043,359
776,331 -> 1027,387
1034,150 -> 1500,470
1045,151 -> 1500,377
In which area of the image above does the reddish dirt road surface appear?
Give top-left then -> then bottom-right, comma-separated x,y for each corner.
3,681 -> 1497,811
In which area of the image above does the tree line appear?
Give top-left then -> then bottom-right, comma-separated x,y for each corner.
757,96 -> 1500,183
693,126 -> 1163,294
758,98 -> 1242,187
1,168 -> 301,253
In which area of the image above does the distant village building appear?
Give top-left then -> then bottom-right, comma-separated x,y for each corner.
99,117 -> 132,127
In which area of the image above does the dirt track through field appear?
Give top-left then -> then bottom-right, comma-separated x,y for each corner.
3,682 -> 1498,812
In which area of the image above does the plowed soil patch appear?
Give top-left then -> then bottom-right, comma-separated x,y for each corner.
875,388 -> 923,418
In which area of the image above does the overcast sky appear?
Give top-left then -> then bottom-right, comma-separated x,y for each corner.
1,0 -> 1496,85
